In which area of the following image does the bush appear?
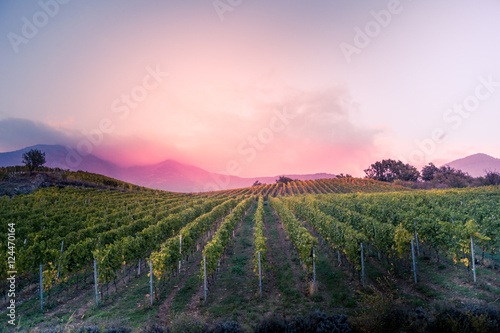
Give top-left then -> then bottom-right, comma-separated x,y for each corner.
166,313 -> 207,333
104,328 -> 131,333
209,321 -> 241,333
351,305 -> 499,332
76,325 -> 131,333
142,323 -> 165,333
429,306 -> 500,333
78,327 -> 101,333
372,307 -> 429,333
253,317 -> 289,333
311,312 -> 351,333
254,312 -> 351,333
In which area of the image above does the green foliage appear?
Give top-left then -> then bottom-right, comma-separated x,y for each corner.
253,196 -> 267,277
67,170 -> 149,191
269,197 -> 318,272
393,223 -> 411,258
422,163 -> 439,181
151,198 -> 237,281
283,195 -> 370,270
281,186 -> 500,272
3,173 -> 500,330
202,197 -> 254,276
483,171 -> 500,186
364,159 -> 420,182
431,165 -> 474,188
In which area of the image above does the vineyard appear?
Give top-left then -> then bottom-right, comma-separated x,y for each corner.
1,179 -> 500,332
209,177 -> 407,197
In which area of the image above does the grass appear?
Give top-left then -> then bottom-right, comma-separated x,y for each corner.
13,281 -> 97,331
365,262 -> 385,281
171,274 -> 201,314
82,273 -> 158,329
12,268 -> 160,332
315,255 -> 355,308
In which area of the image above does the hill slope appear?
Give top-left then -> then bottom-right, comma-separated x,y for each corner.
3,186 -> 498,332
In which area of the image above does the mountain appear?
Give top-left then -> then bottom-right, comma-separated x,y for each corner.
0,144 -> 121,176
0,145 -> 336,192
444,153 -> 500,177
124,160 -> 247,193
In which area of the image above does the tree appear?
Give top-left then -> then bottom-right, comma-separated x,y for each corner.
433,166 -> 472,188
22,149 -> 46,172
0,168 -> 8,180
276,176 -> 294,184
364,161 -> 387,181
364,159 -> 419,182
398,165 -> 420,182
421,163 -> 439,181
483,171 -> 500,186
252,180 -> 262,186
337,173 -> 352,178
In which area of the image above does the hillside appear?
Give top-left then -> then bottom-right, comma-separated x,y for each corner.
0,167 -> 404,198
208,177 -> 407,197
1,185 -> 499,332
0,168 -> 153,197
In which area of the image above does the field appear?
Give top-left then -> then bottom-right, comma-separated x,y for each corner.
1,177 -> 500,332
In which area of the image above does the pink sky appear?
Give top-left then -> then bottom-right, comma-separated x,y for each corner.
1,0 -> 500,177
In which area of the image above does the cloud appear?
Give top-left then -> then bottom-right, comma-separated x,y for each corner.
152,75 -> 383,177
91,135 -> 187,167
280,88 -> 378,146
0,77 -> 384,178
0,118 -> 76,152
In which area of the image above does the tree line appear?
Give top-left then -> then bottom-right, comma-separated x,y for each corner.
364,159 -> 500,188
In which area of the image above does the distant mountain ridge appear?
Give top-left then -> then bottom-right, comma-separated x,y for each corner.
0,145 -> 336,192
0,144 -> 124,176
444,153 -> 500,177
